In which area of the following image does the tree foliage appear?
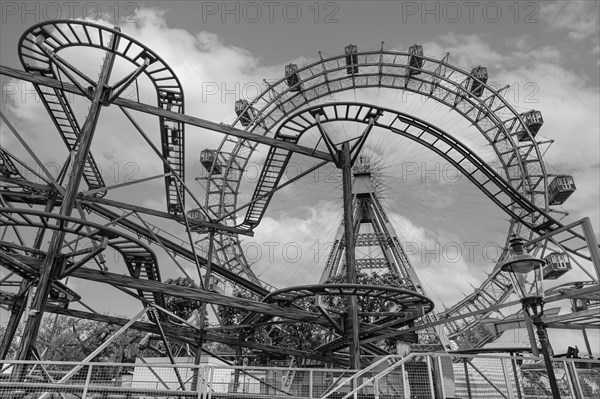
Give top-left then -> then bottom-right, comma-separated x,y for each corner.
1,276 -> 206,363
33,314 -> 147,363
324,271 -> 409,324
163,276 -> 204,321
216,272 -> 411,364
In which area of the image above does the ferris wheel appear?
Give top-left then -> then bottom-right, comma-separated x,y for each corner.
0,20 -> 597,367
198,42 -> 597,349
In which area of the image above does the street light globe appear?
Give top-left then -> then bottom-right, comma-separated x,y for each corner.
500,236 -> 546,303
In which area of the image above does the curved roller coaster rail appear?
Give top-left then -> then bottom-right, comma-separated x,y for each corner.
0,20 -> 598,378
200,44 -> 599,350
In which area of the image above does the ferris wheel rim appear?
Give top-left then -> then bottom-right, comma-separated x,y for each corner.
201,45 -> 560,341
205,46 -> 550,228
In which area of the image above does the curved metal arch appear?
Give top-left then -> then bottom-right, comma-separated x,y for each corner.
18,20 -> 186,215
245,102 -> 564,343
264,284 -> 434,354
0,207 -> 165,311
203,46 -> 552,292
246,102 -> 558,233
265,283 -> 434,313
207,48 -> 548,225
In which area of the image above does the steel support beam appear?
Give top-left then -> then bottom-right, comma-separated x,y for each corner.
69,267 -> 335,326
82,203 -> 266,295
0,296 -> 346,365
340,143 -> 361,370
0,64 -> 334,162
13,33 -> 119,363
581,217 -> 600,280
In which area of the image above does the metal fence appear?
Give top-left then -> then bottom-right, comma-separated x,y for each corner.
0,353 -> 599,398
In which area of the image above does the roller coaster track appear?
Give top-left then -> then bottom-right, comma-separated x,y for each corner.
0,208 -> 165,314
204,46 -> 597,347
206,47 -> 553,232
18,20 -> 185,215
248,102 -> 599,343
1,23 -> 596,360
202,45 -> 559,300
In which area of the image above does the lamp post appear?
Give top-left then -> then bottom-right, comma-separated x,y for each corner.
501,236 -> 561,399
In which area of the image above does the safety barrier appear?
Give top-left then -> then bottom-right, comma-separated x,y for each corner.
325,353 -> 600,399
1,353 -> 599,398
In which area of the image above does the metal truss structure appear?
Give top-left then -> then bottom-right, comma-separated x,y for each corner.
200,44 -> 600,352
0,20 -> 598,378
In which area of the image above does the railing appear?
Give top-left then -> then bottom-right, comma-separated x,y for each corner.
0,354 -> 599,398
325,353 -> 600,399
0,360 -> 351,398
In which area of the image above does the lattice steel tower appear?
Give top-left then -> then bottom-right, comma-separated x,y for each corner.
319,156 -> 421,287
319,155 -> 448,350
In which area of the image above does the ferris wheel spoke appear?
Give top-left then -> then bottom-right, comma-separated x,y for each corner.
198,43 -> 588,352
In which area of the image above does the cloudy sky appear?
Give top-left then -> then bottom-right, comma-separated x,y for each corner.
1,1 -> 599,354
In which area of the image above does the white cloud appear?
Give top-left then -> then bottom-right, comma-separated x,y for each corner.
423,33 -> 504,70
2,7 -> 598,325
243,200 -> 342,287
540,1 -> 600,40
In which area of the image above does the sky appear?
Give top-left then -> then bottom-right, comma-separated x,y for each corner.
0,1 -> 599,355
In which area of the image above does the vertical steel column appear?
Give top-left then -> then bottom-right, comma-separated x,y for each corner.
340,143 -> 361,371
581,217 -> 600,280
501,358 -> 516,399
192,230 -> 215,390
14,31 -> 119,364
532,316 -> 560,399
81,364 -> 93,399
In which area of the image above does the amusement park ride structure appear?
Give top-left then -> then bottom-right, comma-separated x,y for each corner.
0,20 -> 599,377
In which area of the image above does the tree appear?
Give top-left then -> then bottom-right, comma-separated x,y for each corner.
34,277 -> 205,363
163,276 -> 205,321
217,289 -> 328,366
137,276 -> 207,357
34,314 -> 144,363
324,271 -> 410,322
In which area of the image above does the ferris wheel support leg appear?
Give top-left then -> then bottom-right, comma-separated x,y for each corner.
11,32 -> 119,374
340,143 -> 361,371
581,217 -> 600,280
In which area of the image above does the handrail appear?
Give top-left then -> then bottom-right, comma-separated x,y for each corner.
2,354 -> 599,399
320,354 -> 404,398
338,354 -> 418,399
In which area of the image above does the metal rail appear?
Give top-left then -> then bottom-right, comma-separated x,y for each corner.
18,20 -> 186,215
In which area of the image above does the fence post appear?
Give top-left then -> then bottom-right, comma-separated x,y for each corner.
402,363 -> 410,399
208,366 -> 214,399
435,356 -> 446,399
426,356 -> 435,398
309,369 -> 313,399
81,364 -> 93,399
510,358 -> 522,399
464,358 -> 473,399
196,364 -> 202,399
501,358 -> 515,399
567,360 -> 584,399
